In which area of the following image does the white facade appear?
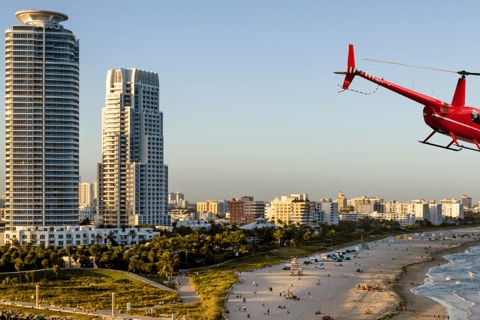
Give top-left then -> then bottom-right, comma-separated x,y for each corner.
358,203 -> 374,214
408,201 -> 429,221
368,212 -> 415,227
339,212 -> 360,222
428,203 -> 443,226
79,205 -> 94,221
176,218 -> 211,230
440,199 -> 464,219
97,69 -> 169,227
4,226 -> 159,248
5,10 -> 80,228
319,200 -> 339,225
168,192 -> 184,203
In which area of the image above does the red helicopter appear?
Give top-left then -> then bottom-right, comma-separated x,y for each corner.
335,44 -> 480,152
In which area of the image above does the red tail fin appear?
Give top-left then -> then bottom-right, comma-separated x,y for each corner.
334,45 -> 356,89
451,78 -> 466,106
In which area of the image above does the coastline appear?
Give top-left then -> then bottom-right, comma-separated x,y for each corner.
389,238 -> 480,319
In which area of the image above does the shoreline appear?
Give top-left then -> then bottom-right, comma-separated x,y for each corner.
388,238 -> 480,319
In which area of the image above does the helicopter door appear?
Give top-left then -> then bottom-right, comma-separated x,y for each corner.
472,110 -> 480,125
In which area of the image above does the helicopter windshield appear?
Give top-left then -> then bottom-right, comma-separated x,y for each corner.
472,110 -> 480,125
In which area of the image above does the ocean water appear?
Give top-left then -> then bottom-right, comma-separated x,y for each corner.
412,246 -> 480,320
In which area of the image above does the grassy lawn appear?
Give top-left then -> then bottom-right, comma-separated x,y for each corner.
0,268 -> 141,284
0,269 -> 180,310
0,305 -> 91,320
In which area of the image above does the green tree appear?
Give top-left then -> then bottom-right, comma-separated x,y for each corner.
14,260 -> 24,283
41,259 -> 49,280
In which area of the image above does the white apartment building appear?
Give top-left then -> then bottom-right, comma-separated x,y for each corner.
271,194 -> 314,226
428,201 -> 443,226
368,212 -> 415,227
408,201 -> 429,221
340,211 -> 414,227
358,203 -> 374,214
176,218 -> 211,230
79,182 -> 93,207
79,205 -> 94,221
3,226 -> 159,248
440,199 -> 464,219
319,200 -> 339,225
168,192 -> 184,203
97,68 -> 169,227
339,212 -> 360,222
5,10 -> 80,228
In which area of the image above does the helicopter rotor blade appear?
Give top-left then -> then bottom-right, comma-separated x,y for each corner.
364,58 -> 458,74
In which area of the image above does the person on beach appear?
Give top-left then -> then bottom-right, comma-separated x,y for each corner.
268,308 -> 269,315
244,306 -> 246,312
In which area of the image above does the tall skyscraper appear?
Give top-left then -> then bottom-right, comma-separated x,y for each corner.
97,68 -> 169,227
5,10 -> 80,228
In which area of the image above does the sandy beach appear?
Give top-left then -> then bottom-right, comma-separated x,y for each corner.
225,228 -> 480,320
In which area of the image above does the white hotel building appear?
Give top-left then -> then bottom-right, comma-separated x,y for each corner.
97,68 -> 169,227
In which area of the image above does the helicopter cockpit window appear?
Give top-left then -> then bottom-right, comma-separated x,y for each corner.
472,111 -> 480,125
472,110 -> 480,124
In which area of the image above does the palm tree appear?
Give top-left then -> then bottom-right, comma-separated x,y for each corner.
65,246 -> 73,268
24,271 -> 30,284
14,260 -> 24,283
274,229 -> 285,248
53,265 -> 60,281
228,230 -> 246,253
42,259 -> 49,280
95,233 -> 103,245
156,252 -> 180,281
128,230 -> 137,245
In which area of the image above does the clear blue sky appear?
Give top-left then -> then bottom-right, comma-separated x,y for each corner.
1,0 -> 480,203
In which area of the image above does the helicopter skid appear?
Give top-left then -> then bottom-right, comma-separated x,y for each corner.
458,144 -> 480,152
418,141 -> 462,152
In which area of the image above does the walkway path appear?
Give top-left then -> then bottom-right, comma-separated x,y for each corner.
173,275 -> 201,304
103,269 -> 176,293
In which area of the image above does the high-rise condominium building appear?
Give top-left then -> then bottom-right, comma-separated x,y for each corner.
79,182 -> 92,207
97,68 -> 169,227
5,10 -> 79,228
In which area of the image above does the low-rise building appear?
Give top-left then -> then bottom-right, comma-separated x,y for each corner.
176,218 -> 211,230
3,226 -> 159,248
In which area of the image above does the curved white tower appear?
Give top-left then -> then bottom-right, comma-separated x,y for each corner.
97,68 -> 169,227
5,10 -> 80,228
